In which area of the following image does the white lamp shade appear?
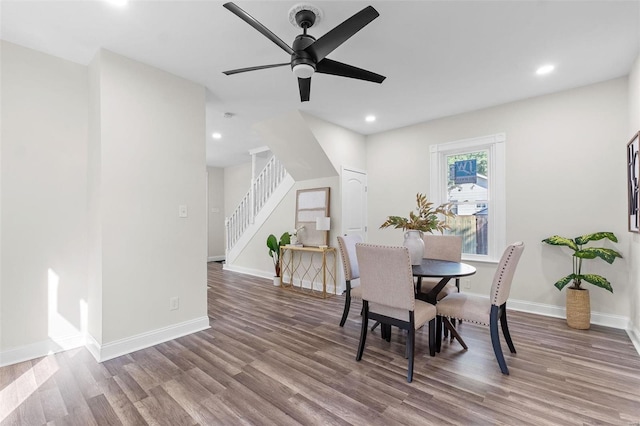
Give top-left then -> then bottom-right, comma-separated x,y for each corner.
316,216 -> 331,231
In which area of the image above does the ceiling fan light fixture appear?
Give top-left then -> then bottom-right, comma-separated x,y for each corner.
292,63 -> 315,79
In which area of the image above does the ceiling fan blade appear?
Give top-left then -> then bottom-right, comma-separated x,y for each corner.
223,2 -> 294,55
316,59 -> 385,83
298,77 -> 311,102
305,6 -> 379,63
223,63 -> 290,75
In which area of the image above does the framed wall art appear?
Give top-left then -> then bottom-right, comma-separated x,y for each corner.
295,187 -> 330,246
627,131 -> 640,232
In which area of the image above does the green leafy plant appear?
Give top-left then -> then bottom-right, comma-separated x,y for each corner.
267,232 -> 291,277
541,232 -> 623,293
380,193 -> 455,233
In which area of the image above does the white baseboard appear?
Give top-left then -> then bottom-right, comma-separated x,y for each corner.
222,265 -> 344,294
1,317 -> 211,367
207,255 -> 225,262
87,316 -> 211,363
628,324 -> 640,355
222,263 -> 273,280
507,298 -> 630,330
0,333 -> 85,367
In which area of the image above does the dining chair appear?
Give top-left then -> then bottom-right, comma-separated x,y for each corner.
434,241 -> 525,375
337,235 -> 363,327
417,234 -> 463,299
355,243 -> 437,383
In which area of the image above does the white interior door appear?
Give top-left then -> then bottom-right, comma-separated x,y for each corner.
341,167 -> 367,241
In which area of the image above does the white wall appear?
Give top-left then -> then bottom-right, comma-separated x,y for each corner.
207,166 -> 225,260
91,50 -> 208,348
224,114 -> 365,284
628,55 -> 640,341
367,78 -> 630,322
1,41 -> 89,360
224,162 -> 252,217
232,176 -> 340,278
0,43 -> 210,366
303,112 -> 367,172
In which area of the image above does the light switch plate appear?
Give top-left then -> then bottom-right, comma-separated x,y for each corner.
179,205 -> 188,218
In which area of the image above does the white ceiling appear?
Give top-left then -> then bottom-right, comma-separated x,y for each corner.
2,1 -> 639,167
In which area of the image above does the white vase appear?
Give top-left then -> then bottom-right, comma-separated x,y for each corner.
403,230 -> 424,265
273,276 -> 281,287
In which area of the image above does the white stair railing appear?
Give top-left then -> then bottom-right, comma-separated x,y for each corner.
225,155 -> 287,252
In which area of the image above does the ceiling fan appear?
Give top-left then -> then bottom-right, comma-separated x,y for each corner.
222,2 -> 386,102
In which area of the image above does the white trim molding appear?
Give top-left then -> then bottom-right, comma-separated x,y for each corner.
507,298 -> 630,330
430,132 -> 506,263
628,324 -> 640,356
86,316 -> 210,363
0,333 -> 85,367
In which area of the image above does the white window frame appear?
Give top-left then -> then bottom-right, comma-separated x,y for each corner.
429,133 -> 506,263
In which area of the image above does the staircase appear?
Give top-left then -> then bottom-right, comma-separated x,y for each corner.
225,155 -> 293,265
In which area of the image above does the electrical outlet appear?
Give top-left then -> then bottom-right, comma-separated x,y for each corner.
463,279 -> 471,289
169,297 -> 180,311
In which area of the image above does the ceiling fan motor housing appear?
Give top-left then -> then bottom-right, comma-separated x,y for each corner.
291,34 -> 317,71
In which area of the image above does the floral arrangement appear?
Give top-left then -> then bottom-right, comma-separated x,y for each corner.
380,193 -> 455,233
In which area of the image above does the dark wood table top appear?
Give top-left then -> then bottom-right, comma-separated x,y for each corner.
412,258 -> 476,279
413,258 -> 476,305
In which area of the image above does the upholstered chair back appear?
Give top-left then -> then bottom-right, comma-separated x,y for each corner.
337,235 -> 362,281
356,244 -> 416,317
423,234 -> 463,262
490,241 -> 525,306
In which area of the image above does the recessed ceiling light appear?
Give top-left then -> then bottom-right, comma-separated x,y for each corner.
212,132 -> 222,139
365,115 -> 376,123
105,0 -> 128,7
536,64 -> 555,75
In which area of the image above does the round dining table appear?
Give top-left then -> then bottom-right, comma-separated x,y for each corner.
412,258 -> 477,304
412,258 -> 477,354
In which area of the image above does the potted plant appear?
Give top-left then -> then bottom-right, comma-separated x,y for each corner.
267,232 -> 290,286
541,232 -> 623,329
380,193 -> 455,265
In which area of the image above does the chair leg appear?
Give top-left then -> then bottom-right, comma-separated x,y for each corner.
356,302 -> 369,361
500,303 -> 517,354
428,318 -> 436,356
383,324 -> 392,342
455,279 -> 463,327
490,305 -> 509,375
436,316 -> 443,352
339,285 -> 351,327
407,315 -> 415,382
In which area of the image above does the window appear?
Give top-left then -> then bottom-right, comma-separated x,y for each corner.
430,133 -> 506,262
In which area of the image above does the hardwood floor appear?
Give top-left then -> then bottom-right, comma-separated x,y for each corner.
2,261 -> 640,425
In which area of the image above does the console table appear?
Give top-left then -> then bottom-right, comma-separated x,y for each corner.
279,245 -> 337,298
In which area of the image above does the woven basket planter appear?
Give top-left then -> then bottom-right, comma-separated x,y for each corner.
566,287 -> 590,329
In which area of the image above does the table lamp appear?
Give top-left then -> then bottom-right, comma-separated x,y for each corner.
316,216 -> 331,248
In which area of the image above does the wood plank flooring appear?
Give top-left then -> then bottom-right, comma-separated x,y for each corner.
2,261 -> 640,425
